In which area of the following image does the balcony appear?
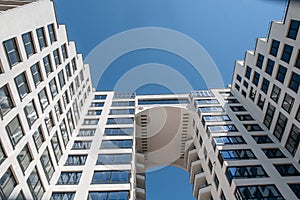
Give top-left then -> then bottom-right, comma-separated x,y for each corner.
192,172 -> 207,197
197,183 -> 211,200
189,160 -> 203,184
187,149 -> 199,172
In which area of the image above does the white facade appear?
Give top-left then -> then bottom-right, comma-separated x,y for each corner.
0,0 -> 299,200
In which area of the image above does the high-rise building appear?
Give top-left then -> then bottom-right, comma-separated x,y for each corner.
0,0 -> 299,200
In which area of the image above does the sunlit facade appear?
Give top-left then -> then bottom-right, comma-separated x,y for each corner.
0,0 -> 299,200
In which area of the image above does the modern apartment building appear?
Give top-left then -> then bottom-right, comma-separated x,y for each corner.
0,0 -> 299,200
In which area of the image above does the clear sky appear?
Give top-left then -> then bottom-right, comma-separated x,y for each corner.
54,0 -> 285,199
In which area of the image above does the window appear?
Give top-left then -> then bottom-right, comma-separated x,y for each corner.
230,106 -> 246,112
66,109 -> 75,132
0,84 -> 14,117
212,136 -> 245,149
36,27 -> 47,50
191,90 -> 214,97
22,32 -> 36,57
62,91 -> 70,108
0,142 -> 6,165
0,168 -> 17,199
53,49 -> 61,66
43,55 -> 52,76
263,148 -> 286,158
281,44 -> 293,63
78,129 -> 96,137
50,192 -> 75,200
94,95 -> 107,100
97,154 -> 131,165
218,149 -> 256,165
87,110 -> 102,116
257,94 -> 265,110
111,101 -> 135,107
263,103 -> 276,129
83,119 -> 99,125
75,76 -> 80,89
236,114 -> 253,121
261,78 -> 269,94
100,140 -> 132,149
54,100 -> 63,120
208,125 -> 237,133
40,148 -> 54,181
65,155 -> 87,166
38,88 -> 49,111
295,50 -> 300,69
91,171 -> 130,184
265,59 -> 275,76
252,71 -> 260,86
109,109 -> 134,115
15,72 -> 30,99
270,39 -> 280,57
51,132 -> 62,163
57,172 -> 82,185
235,84 -> 240,91
71,58 -> 77,72
65,64 -> 72,79
245,66 -> 252,79
30,63 -> 43,87
285,125 -> 300,156
69,83 -> 75,97
6,115 -> 24,147
27,167 -> 45,200
58,70 -> 66,89
60,120 -> 69,147
273,112 -> 288,141
241,90 -> 247,97
244,124 -> 262,131
61,44 -> 68,60
256,54 -> 264,69
32,126 -> 44,151
199,106 -> 224,113
274,164 -> 300,176
104,128 -> 133,136
249,87 -> 256,101
235,185 -> 283,200
208,158 -> 216,172
138,98 -> 189,105
289,72 -> 300,93
88,191 -> 129,200
91,102 -> 104,107
16,191 -> 25,200
17,144 -> 32,172
214,174 -> 219,190
45,112 -> 55,133
202,115 -> 230,123
226,165 -> 268,184
288,184 -> 300,199
270,84 -> 281,103
3,38 -> 21,66
106,117 -> 134,124
195,99 -> 218,106
48,24 -> 57,43
252,135 -> 273,144
296,106 -> 300,122
24,100 -> 38,127
236,74 -> 242,82
287,19 -> 300,39
72,141 -> 92,150
282,93 -> 294,113
243,81 -> 248,88
224,99 -> 239,104
276,65 -> 287,83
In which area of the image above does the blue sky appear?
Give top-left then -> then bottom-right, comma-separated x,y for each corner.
54,0 -> 285,199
